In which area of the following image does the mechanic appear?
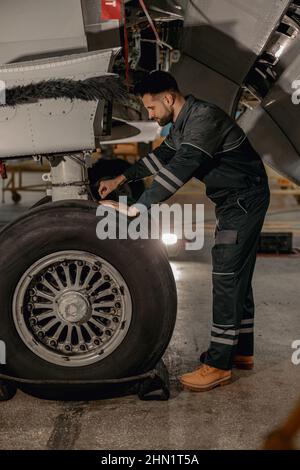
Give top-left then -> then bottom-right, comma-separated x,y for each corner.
98,71 -> 270,392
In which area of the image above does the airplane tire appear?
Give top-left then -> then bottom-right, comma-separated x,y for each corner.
0,200 -> 177,399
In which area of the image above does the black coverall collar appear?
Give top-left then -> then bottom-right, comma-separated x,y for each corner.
173,94 -> 197,131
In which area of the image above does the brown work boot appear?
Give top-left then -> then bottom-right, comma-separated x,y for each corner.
199,351 -> 254,370
179,364 -> 232,392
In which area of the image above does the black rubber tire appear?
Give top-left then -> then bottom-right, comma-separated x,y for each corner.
0,201 -> 177,398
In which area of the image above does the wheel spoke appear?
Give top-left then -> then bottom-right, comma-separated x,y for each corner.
35,311 -> 55,321
89,317 -> 105,330
82,323 -> 96,340
93,287 -> 114,300
80,267 -> 96,289
92,309 -> 114,319
65,325 -> 73,344
43,318 -> 60,332
93,301 -> 115,308
35,289 -> 55,302
34,302 -> 55,310
50,270 -> 65,290
62,265 -> 72,288
75,325 -> 85,344
51,323 -> 65,341
74,264 -> 84,288
88,278 -> 106,294
41,278 -> 59,294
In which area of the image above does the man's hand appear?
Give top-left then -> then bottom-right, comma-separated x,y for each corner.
98,174 -> 127,199
99,200 -> 140,218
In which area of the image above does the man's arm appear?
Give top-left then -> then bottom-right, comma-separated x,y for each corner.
135,143 -> 212,210
98,135 -> 176,199
122,138 -> 176,183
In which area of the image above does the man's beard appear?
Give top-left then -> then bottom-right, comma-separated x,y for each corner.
157,115 -> 172,127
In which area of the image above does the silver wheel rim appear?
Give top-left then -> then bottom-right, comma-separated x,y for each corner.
12,251 -> 132,367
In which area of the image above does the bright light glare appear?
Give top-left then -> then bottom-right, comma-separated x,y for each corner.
162,233 -> 178,245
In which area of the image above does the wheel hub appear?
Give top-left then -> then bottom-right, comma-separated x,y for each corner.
57,291 -> 90,323
12,251 -> 132,367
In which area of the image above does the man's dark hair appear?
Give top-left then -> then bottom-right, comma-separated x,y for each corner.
134,71 -> 179,96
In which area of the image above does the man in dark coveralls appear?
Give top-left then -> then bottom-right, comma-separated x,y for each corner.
99,71 -> 270,392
